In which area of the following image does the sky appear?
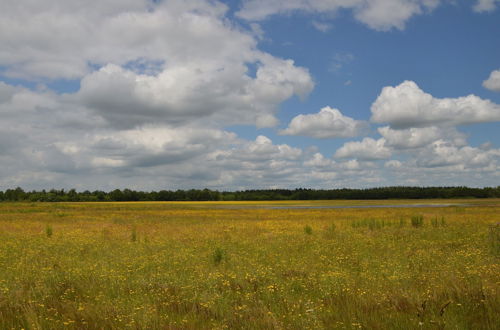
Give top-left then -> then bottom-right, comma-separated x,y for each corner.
0,0 -> 499,191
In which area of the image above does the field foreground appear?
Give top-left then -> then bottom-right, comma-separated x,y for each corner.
0,200 -> 499,329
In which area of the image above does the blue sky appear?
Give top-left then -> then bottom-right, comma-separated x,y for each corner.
0,0 -> 499,191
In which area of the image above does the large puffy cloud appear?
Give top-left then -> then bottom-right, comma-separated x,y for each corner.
371,80 -> 500,128
237,0 -> 440,31
334,138 -> 391,160
483,69 -> 500,92
0,0 -> 314,130
280,106 -> 367,138
0,0 -> 314,129
78,57 -> 313,128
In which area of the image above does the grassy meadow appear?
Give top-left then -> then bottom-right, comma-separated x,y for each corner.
0,200 -> 499,329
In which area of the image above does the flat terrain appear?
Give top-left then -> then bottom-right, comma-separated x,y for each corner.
0,200 -> 499,329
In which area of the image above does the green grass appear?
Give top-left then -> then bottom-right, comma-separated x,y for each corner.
0,200 -> 498,329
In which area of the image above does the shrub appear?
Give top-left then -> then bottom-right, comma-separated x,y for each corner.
45,224 -> 53,238
131,226 -> 137,242
411,215 -> 424,228
212,247 -> 226,265
304,225 -> 313,235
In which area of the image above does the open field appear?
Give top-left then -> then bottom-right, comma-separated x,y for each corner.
0,200 -> 499,329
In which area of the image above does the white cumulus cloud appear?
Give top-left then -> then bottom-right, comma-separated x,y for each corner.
78,57 -> 313,129
371,80 -> 500,128
280,106 -> 367,138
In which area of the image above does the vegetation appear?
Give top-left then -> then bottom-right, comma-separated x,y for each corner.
0,200 -> 498,329
411,215 -> 424,228
1,186 -> 500,202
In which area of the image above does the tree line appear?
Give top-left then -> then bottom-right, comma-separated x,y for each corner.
0,186 -> 499,202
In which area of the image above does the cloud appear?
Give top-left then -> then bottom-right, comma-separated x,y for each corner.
329,52 -> 354,73
1,77 -> 498,190
0,0 -> 498,190
0,0 -> 315,129
378,126 -> 466,149
237,0 -> 441,31
0,82 -> 20,102
334,138 -> 391,160
0,1 -> 317,190
483,69 -> 500,92
77,58 -> 313,129
280,106 -> 367,138
385,160 -> 402,169
0,83 -> 314,190
336,159 -> 363,171
91,126 -> 238,168
371,80 -> 500,128
354,0 -> 427,31
415,140 -> 500,168
304,152 -> 334,168
14,0 -> 312,130
312,21 -> 333,32
223,135 -> 303,161
473,0 -> 500,12
206,136 -> 309,188
0,0 -> 233,79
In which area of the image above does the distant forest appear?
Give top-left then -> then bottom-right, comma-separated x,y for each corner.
1,186 -> 499,202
